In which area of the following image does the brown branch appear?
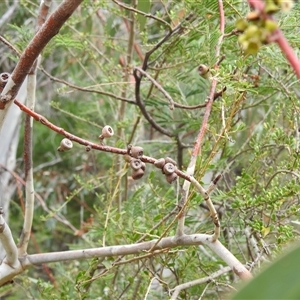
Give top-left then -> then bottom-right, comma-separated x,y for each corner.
13,99 -> 193,182
142,13 -> 195,71
134,66 -> 175,110
133,70 -> 174,137
0,0 -> 84,108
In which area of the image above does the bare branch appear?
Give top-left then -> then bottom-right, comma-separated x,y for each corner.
133,69 -> 174,137
20,234 -> 251,281
170,266 -> 232,299
0,209 -> 18,266
134,66 -> 175,110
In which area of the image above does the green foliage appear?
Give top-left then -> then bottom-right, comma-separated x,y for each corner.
2,0 -> 300,299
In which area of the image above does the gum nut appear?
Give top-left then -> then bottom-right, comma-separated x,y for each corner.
101,125 -> 114,138
154,158 -> 166,169
132,168 -> 145,180
130,158 -> 143,170
130,146 -> 144,159
166,173 -> 178,184
58,138 -> 73,152
163,162 -> 176,175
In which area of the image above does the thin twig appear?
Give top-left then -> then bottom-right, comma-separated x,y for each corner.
0,35 -> 21,56
170,266 -> 232,299
142,13 -> 195,70
112,0 -> 172,31
134,66 -> 175,110
133,69 -> 174,137
176,0 -> 225,237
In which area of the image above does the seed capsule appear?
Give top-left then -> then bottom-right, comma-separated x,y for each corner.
163,162 -> 176,175
57,138 -> 73,152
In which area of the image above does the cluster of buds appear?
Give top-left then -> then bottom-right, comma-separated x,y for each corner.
57,125 -> 114,153
125,145 -> 146,180
129,158 -> 146,180
154,157 -> 178,184
99,125 -> 114,145
236,0 -> 294,55
264,0 -> 294,13
126,145 -> 146,180
236,12 -> 278,55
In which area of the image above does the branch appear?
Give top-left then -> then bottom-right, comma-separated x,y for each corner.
133,69 -> 174,137
12,99 -> 193,183
0,208 -> 18,267
18,0 -> 52,257
142,13 -> 196,70
134,66 -> 175,110
20,234 -> 251,280
17,73 -> 36,256
0,0 -> 83,130
176,0 -> 225,237
170,266 -> 232,299
190,175 -> 222,241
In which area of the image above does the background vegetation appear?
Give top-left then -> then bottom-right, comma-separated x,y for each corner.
1,0 -> 300,299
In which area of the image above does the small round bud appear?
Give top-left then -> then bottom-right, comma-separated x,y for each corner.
57,138 -> 73,152
130,158 -> 143,170
198,64 -> 210,79
166,172 -> 178,184
85,145 -> 92,152
130,146 -> 144,159
132,168 -> 145,180
154,158 -> 166,169
163,162 -> 176,175
265,0 -> 279,13
99,125 -> 114,139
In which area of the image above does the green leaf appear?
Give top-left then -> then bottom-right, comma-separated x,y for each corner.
231,244 -> 300,299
